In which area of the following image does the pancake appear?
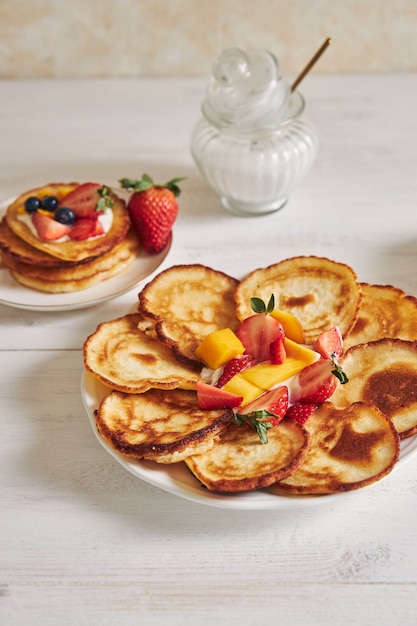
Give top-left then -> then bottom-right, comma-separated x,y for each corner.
184,419 -> 309,492
83,313 -> 203,393
3,229 -> 140,293
95,388 -> 233,463
234,256 -> 361,344
331,338 -> 417,439
138,264 -> 240,368
5,182 -> 130,262
274,402 -> 400,495
344,283 -> 417,349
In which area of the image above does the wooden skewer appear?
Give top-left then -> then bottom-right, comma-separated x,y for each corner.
291,37 -> 332,92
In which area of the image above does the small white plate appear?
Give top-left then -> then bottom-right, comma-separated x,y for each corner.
81,370 -> 417,510
0,198 -> 171,311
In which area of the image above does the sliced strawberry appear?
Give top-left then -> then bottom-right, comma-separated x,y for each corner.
291,359 -> 338,404
59,183 -> 102,218
31,211 -> 70,241
286,403 -> 318,424
234,386 -> 289,443
270,335 -> 286,365
237,314 -> 284,362
196,381 -> 242,410
69,216 -> 104,241
238,386 -> 289,424
215,354 -> 256,388
313,326 -> 343,359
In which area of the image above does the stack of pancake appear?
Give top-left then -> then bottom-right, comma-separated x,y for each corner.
0,182 -> 139,293
83,257 -> 417,496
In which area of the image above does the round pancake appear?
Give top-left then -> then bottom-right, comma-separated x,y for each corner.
185,420 -> 309,492
275,402 -> 400,495
234,256 -> 361,344
95,388 -> 234,463
138,264 -> 240,368
3,229 -> 140,293
331,338 -> 417,439
5,182 -> 130,262
344,283 -> 417,349
84,313 -> 203,393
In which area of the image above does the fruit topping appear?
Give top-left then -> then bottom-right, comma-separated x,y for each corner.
313,326 -> 343,359
215,354 -> 256,388
70,216 -> 105,241
24,196 -> 41,214
195,328 -> 245,370
31,211 -> 71,241
196,381 -> 243,410
54,207 -> 76,226
290,358 -> 348,405
59,183 -> 113,218
270,335 -> 286,364
285,402 -> 318,424
235,386 -> 289,444
41,195 -> 58,212
119,174 -> 184,254
270,308 -> 305,343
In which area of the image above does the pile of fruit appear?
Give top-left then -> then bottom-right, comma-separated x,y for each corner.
195,295 -> 348,443
23,183 -> 114,241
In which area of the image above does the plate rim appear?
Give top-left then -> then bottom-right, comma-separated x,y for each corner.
80,370 -> 417,510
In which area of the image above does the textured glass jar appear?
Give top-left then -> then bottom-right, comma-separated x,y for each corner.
191,91 -> 318,216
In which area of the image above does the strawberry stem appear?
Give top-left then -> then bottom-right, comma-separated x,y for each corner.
234,410 -> 275,444
250,295 -> 275,314
119,174 -> 185,197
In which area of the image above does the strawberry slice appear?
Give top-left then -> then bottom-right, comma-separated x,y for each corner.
70,216 -> 104,241
215,354 -> 256,388
59,183 -> 103,218
238,386 -> 289,424
313,326 -> 343,359
291,359 -> 341,404
196,381 -> 242,410
270,335 -> 286,364
235,386 -> 289,443
31,211 -> 70,241
237,314 -> 284,362
286,403 -> 318,424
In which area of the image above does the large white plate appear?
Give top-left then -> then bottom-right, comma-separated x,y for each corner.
0,198 -> 171,311
81,370 -> 417,510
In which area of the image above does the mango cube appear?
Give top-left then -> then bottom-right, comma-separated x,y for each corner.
270,309 -> 305,343
195,328 -> 245,369
241,358 -> 308,390
284,338 -> 320,365
223,373 -> 264,406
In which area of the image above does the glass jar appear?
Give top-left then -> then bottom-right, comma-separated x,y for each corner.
191,90 -> 318,216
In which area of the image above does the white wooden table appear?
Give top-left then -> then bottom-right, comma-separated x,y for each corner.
1,73 -> 417,626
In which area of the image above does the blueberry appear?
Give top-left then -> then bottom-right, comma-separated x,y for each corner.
54,206 -> 76,226
41,195 -> 58,211
24,196 -> 41,214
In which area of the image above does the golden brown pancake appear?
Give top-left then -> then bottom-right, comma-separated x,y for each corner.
234,256 -> 361,343
138,264 -> 240,368
2,229 -> 140,293
274,402 -> 400,495
83,313 -> 203,393
331,338 -> 417,439
5,182 -> 130,262
185,419 -> 309,492
344,283 -> 417,349
95,388 -> 233,463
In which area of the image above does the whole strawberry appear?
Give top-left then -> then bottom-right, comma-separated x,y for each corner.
119,174 -> 184,254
